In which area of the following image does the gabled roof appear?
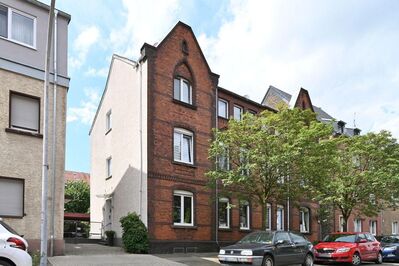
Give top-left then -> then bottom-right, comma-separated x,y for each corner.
65,171 -> 90,184
313,105 -> 335,122
261,85 -> 292,110
294,88 -> 314,112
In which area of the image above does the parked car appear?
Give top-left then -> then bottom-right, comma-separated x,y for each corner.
314,232 -> 382,265
0,239 -> 32,266
376,235 -> 399,261
218,231 -> 314,266
0,219 -> 31,266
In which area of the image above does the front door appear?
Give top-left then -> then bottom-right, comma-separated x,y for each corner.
103,199 -> 113,232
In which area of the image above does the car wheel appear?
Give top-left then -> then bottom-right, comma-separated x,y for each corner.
0,259 -> 14,266
351,252 -> 361,266
375,252 -> 383,264
262,255 -> 274,266
302,253 -> 314,266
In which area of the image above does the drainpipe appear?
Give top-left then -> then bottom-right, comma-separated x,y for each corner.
215,87 -> 219,248
139,61 -> 143,218
50,9 -> 58,257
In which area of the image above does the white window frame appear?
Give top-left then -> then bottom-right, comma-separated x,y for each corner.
233,105 -> 243,121
276,205 -> 284,231
217,143 -> 230,171
10,91 -> 40,133
106,157 -> 112,178
173,190 -> 194,226
392,221 -> 398,235
106,109 -> 112,132
218,197 -> 230,229
265,203 -> 272,230
369,220 -> 377,236
0,4 -> 36,49
173,128 -> 194,164
339,215 -> 344,232
354,218 -> 362,232
299,207 -> 310,233
239,200 -> 250,230
174,77 -> 192,104
218,98 -> 228,118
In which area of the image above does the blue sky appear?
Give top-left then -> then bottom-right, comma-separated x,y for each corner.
52,0 -> 399,172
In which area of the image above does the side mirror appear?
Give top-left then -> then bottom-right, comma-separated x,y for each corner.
275,240 -> 285,245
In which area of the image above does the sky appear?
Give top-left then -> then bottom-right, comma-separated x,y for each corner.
51,0 -> 399,173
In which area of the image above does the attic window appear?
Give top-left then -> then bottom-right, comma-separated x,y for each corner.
182,40 -> 188,54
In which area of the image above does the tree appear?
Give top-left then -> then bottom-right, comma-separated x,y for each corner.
207,107 -> 334,228
64,180 -> 90,213
308,131 -> 399,231
120,212 -> 149,253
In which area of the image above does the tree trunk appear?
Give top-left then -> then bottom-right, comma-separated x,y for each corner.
342,216 -> 348,232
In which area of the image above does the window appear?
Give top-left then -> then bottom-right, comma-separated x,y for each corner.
0,4 -> 36,47
217,144 -> 229,171
274,231 -> 290,243
173,77 -> 192,104
369,221 -> 377,235
300,207 -> 310,233
265,203 -> 271,230
392,222 -> 398,235
218,99 -> 228,118
233,105 -> 243,121
239,200 -> 250,230
173,128 -> 193,164
218,198 -> 230,229
339,215 -> 344,232
354,219 -> 362,232
106,157 -> 112,178
366,233 -> 376,242
106,110 -> 112,132
0,177 -> 24,217
240,148 -> 250,176
10,92 -> 40,132
173,190 -> 193,226
290,232 -> 307,244
276,205 -> 284,230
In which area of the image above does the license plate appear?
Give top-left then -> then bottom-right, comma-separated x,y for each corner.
224,257 -> 238,262
318,253 -> 332,258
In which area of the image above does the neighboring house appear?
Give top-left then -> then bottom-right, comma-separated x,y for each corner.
90,21 -> 320,253
64,171 -> 90,221
0,0 -> 70,255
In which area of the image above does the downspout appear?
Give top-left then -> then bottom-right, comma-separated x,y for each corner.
139,61 -> 143,218
287,175 -> 290,231
215,87 -> 219,248
50,9 -> 58,257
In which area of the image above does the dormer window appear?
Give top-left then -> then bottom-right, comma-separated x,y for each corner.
173,77 -> 192,105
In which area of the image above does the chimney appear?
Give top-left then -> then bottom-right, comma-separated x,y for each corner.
337,120 -> 346,134
354,128 -> 361,136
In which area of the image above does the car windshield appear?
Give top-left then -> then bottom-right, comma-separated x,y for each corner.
323,234 -> 356,243
238,232 -> 273,244
0,221 -> 19,235
376,236 -> 399,243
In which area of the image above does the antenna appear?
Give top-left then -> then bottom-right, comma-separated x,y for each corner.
353,112 -> 357,128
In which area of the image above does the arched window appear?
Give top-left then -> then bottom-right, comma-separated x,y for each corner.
173,77 -> 192,104
299,207 -> 310,233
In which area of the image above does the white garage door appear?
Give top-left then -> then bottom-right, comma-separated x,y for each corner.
0,177 -> 24,217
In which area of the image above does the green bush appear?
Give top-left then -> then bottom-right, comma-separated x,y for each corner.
120,212 -> 149,253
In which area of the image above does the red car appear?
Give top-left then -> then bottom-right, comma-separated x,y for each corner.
314,232 -> 382,265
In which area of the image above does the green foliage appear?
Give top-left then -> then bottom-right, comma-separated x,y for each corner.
30,251 -> 40,266
308,131 -> 399,230
207,107 -> 333,227
120,212 -> 149,253
64,180 -> 90,213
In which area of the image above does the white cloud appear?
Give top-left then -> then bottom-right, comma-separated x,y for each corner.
67,88 -> 101,125
84,67 -> 109,78
198,0 -> 399,138
108,0 -> 182,58
69,26 -> 100,69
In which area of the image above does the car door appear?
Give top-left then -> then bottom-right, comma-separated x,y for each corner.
289,232 -> 308,263
357,233 -> 370,260
274,232 -> 296,265
366,233 -> 380,259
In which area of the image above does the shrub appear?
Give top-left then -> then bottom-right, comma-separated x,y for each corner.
120,212 -> 149,253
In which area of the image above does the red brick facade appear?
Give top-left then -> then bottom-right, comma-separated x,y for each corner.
142,22 -> 320,253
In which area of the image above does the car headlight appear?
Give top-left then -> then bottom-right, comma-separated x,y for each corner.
384,246 -> 397,251
241,249 -> 253,256
219,249 -> 225,255
335,248 -> 351,253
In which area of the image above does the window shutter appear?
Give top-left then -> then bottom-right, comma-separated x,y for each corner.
173,79 -> 180,100
174,132 -> 181,161
0,178 -> 23,217
0,5 -> 7,38
11,94 -> 39,131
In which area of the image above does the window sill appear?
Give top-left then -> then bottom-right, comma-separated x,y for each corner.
172,225 -> 197,230
105,128 -> 112,135
5,128 -> 43,138
172,99 -> 197,110
0,214 -> 25,219
172,161 -> 197,168
106,175 -> 112,180
239,228 -> 251,232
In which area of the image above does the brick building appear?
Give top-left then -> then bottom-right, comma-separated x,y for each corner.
90,21 -> 320,253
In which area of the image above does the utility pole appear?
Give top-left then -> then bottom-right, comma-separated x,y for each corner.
40,0 -> 56,265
